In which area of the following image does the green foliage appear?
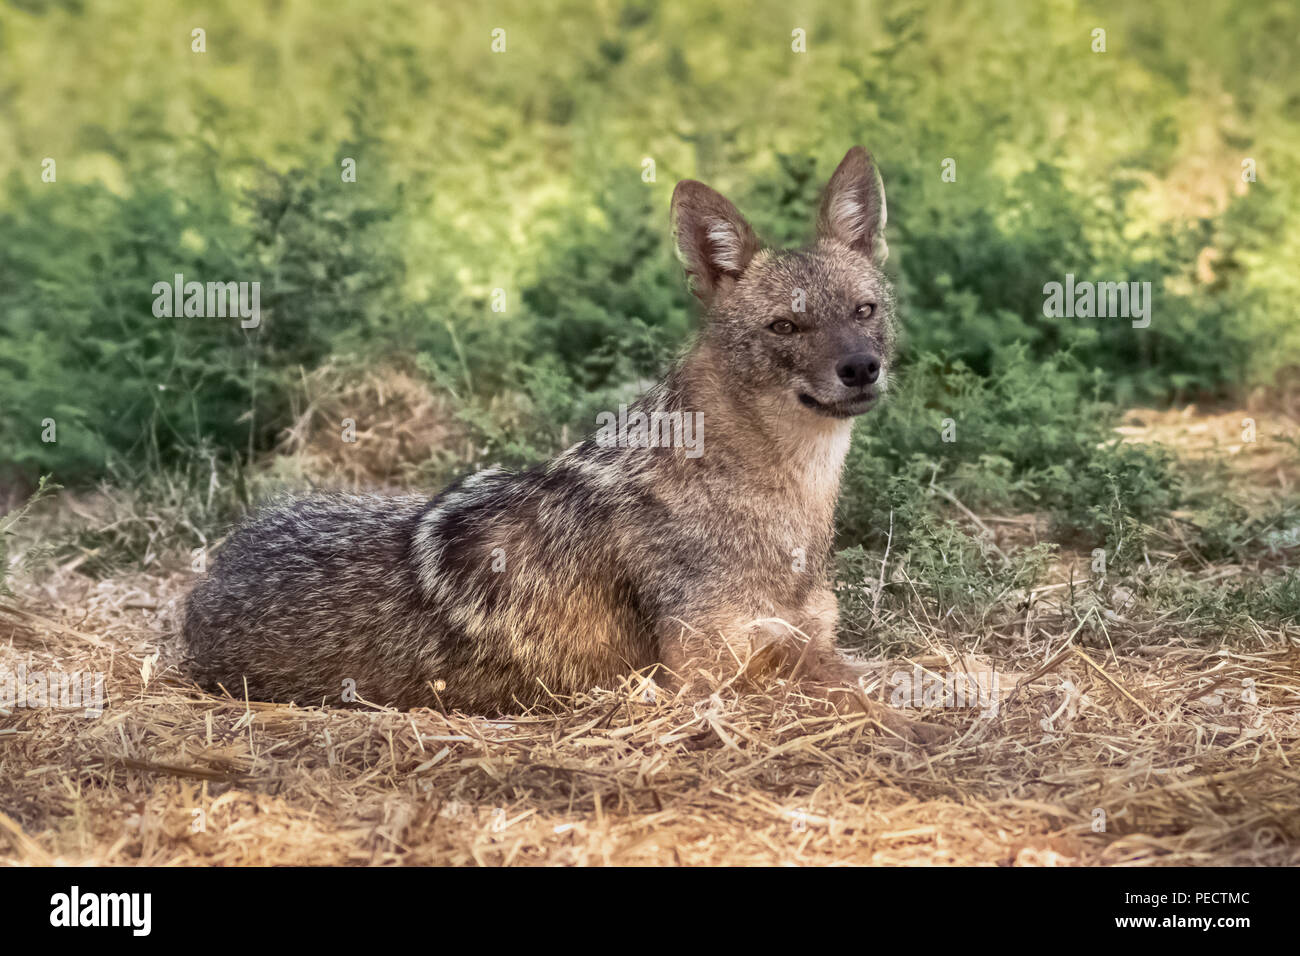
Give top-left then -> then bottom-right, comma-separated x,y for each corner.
520,177 -> 693,390
1180,494 -> 1300,565
1210,571 -> 1300,627
1145,566 -> 1300,635
1045,441 -> 1180,567
2,0 -> 1298,615
836,345 -> 1175,553
0,156 -> 409,486
832,528 -> 1056,656
0,476 -> 60,592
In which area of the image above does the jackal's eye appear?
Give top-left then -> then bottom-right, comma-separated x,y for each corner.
855,302 -> 877,319
768,319 -> 797,335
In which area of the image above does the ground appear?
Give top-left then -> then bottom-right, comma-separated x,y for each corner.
2,405 -> 1299,866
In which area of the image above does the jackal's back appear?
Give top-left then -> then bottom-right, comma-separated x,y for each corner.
182,494 -> 435,706
181,460 -> 661,711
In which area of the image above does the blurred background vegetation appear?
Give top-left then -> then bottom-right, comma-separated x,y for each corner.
2,0 -> 1299,594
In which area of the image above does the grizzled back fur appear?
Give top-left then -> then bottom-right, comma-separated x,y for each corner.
183,146 -> 896,713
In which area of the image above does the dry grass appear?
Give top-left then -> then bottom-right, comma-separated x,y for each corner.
1118,403 -> 1300,490
273,361 -> 468,488
4,398 -> 1300,866
2,559 -> 1298,866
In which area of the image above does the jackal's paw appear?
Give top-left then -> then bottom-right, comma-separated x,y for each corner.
866,701 -> 954,746
803,651 -> 870,685
740,620 -> 805,680
824,683 -> 954,746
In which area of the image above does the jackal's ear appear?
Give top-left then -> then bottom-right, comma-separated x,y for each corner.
818,146 -> 888,264
671,180 -> 761,303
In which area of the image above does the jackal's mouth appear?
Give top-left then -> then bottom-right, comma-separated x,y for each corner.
797,391 -> 878,418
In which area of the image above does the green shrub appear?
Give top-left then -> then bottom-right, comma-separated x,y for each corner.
0,155 -> 410,489
1044,441 -> 1180,567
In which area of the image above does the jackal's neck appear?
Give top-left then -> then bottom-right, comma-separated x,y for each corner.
662,344 -> 854,515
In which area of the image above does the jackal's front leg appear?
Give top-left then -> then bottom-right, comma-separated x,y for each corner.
655,588 -> 852,687
785,585 -> 860,681
652,589 -> 855,691
783,587 -> 952,744
655,612 -> 769,692
657,608 -> 945,744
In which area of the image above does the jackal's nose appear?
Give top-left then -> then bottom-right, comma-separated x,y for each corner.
836,353 -> 880,387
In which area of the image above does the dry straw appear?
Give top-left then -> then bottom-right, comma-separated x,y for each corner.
2,560 -> 1297,866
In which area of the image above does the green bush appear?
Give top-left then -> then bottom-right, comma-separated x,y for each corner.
0,0 -> 1296,589
0,156 -> 410,489
837,345 -> 1166,546
1044,441 -> 1179,567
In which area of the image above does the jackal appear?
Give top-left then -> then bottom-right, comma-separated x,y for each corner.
183,147 -> 912,725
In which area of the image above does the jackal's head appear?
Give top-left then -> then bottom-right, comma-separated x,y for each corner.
671,147 -> 895,420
